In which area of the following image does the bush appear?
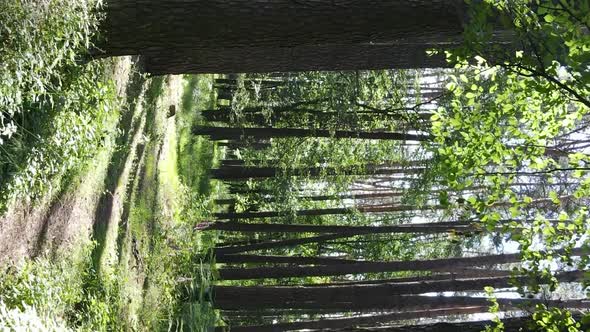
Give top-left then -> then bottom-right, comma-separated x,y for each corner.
0,0 -> 116,210
0,244 -> 124,331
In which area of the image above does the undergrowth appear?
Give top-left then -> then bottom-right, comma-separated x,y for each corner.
0,0 -> 116,211
0,242 -> 124,331
160,75 -> 220,331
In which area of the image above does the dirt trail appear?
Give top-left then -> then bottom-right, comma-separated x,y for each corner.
0,57 -> 137,263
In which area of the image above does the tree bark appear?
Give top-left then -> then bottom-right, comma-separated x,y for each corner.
208,221 -> 478,234
102,0 -> 465,55
217,306 -> 487,332
214,271 -> 584,307
217,247 -> 588,280
214,191 -> 408,205
213,203 -> 444,219
304,269 -> 513,286
320,316 -> 588,332
215,293 -> 590,310
195,126 -> 430,141
216,254 -> 360,265
214,233 -> 348,256
143,43 -> 452,75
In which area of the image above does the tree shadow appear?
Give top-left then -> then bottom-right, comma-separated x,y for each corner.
90,62 -> 147,271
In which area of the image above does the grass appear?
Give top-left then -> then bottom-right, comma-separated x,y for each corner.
0,72 -> 222,331
177,75 -> 221,194
0,239 -> 122,330
0,1 -> 222,329
0,0 -> 117,212
168,74 -> 221,331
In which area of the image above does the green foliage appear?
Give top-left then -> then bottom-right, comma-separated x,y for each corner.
0,0 -> 116,210
484,286 -> 504,332
532,306 -> 583,332
0,243 -> 124,331
430,0 -> 590,326
178,75 -> 219,193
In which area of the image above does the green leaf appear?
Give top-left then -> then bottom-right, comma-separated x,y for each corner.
544,15 -> 555,23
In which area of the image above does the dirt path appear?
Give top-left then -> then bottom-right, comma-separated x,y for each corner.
0,57 -> 137,263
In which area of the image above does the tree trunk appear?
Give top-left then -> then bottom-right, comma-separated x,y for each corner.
214,233 -> 348,256
217,247 -> 588,280
208,221 -> 478,234
195,126 -> 430,141
216,254 -> 359,265
214,191 -> 409,205
217,306 -> 487,332
102,0 -> 465,55
318,316 -> 588,332
143,43 -> 452,75
210,164 -> 426,181
305,269 -> 513,286
214,271 -> 584,307
213,203 -> 443,219
215,293 -> 590,310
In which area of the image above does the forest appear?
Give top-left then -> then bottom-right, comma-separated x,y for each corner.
0,0 -> 589,331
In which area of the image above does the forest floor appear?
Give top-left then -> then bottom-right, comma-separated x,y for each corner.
0,57 -> 139,264
0,57 -> 218,330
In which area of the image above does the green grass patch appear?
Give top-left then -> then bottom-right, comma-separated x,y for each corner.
158,74 -> 221,331
177,75 -> 220,195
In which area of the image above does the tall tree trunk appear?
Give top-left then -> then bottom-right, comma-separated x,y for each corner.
217,306 -> 487,332
214,233 -> 348,256
144,43 -> 453,75
102,0 -> 465,55
210,164 -> 426,181
318,316 -> 588,332
195,126 -> 430,141
305,269 -> 513,286
213,203 -> 443,219
217,247 -> 588,279
216,254 -> 360,265
215,293 -> 590,310
214,191 -> 408,205
207,221 -> 478,234
214,271 -> 584,307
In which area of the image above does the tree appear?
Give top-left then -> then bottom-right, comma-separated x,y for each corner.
214,271 -> 584,307
207,221 -> 478,234
214,293 -> 590,310
101,0 -> 466,72
195,126 -> 430,141
217,247 -> 588,280
318,315 -> 588,332
217,306 -> 487,332
143,43 -> 452,75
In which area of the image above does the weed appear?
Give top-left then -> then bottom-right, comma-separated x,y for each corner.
0,242 -> 125,331
0,0 -> 116,211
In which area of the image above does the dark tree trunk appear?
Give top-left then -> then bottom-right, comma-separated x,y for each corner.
195,126 -> 430,141
216,254 -> 359,265
217,247 -> 588,279
214,271 -> 584,307
207,221 -> 477,234
217,306 -> 487,332
143,43 -> 452,75
210,164 -> 426,181
102,0 -> 465,54
214,233 -> 348,256
318,316 -> 587,332
214,191 -> 408,205
213,203 -> 443,219
215,293 -> 590,310
306,269 -> 513,286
